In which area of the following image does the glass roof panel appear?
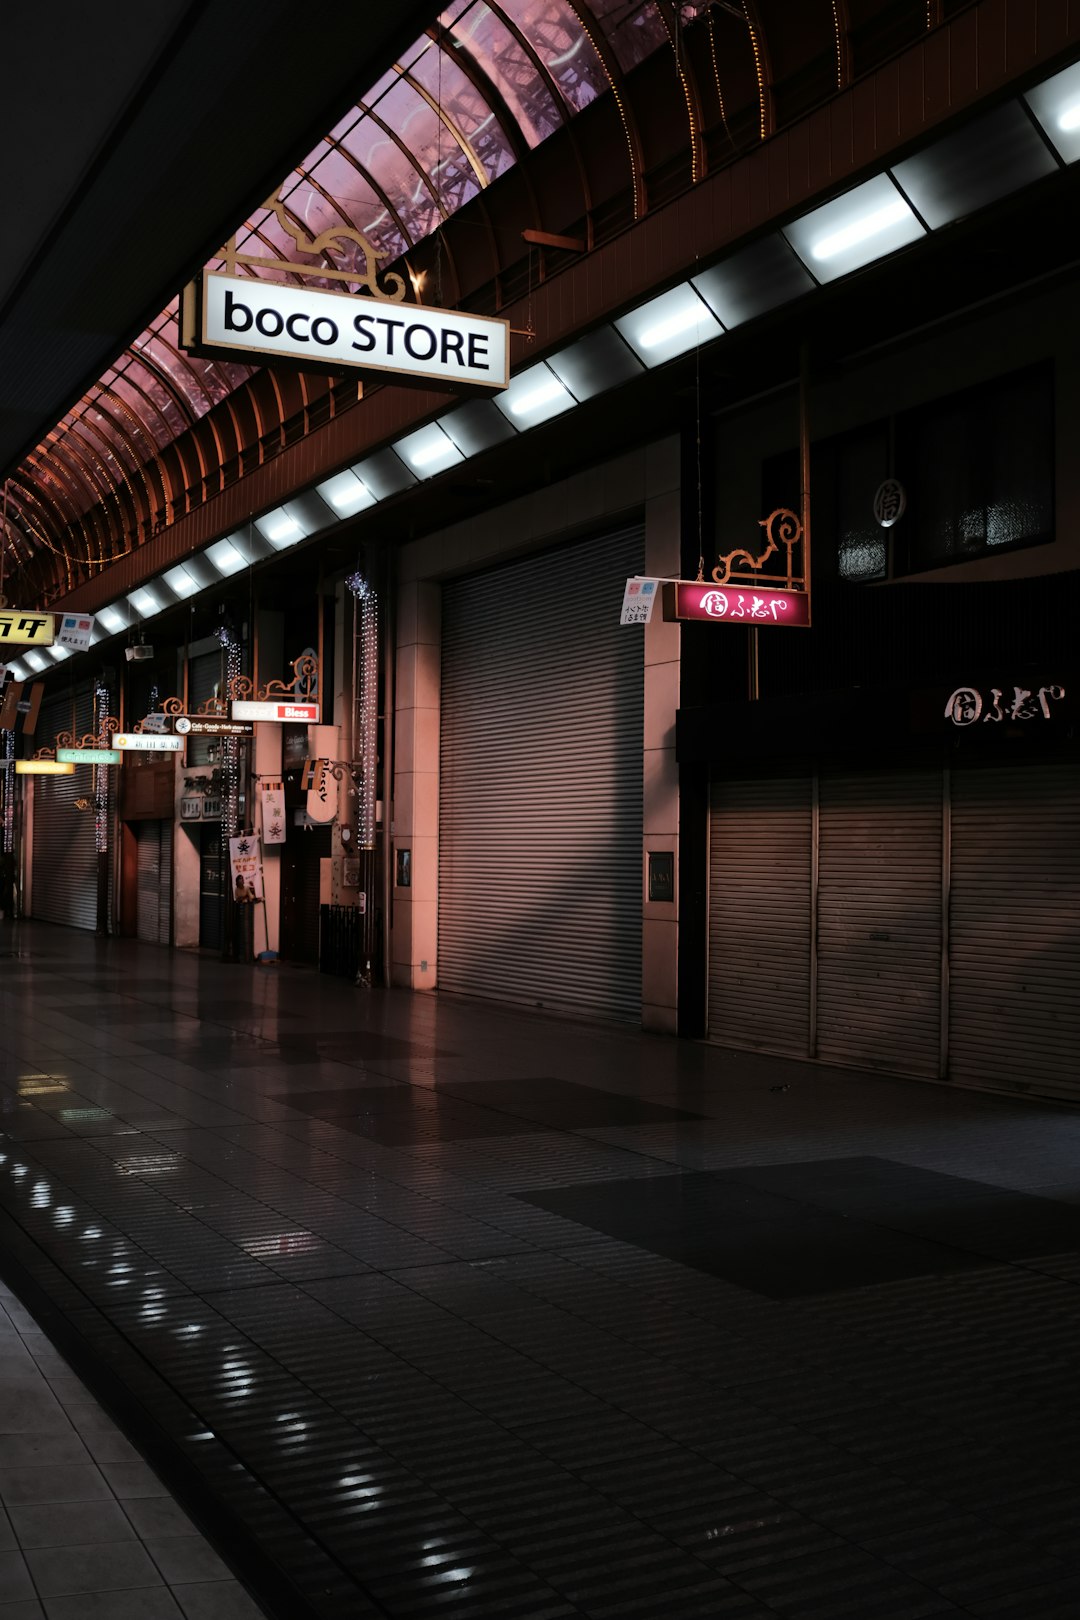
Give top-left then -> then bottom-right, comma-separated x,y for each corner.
371,74 -> 482,212
495,0 -> 608,112
404,37 -> 517,180
586,0 -> 668,72
302,143 -> 411,263
443,2 -> 563,146
336,110 -> 442,243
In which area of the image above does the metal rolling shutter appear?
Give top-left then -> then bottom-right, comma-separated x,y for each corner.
817,770 -> 942,1077
187,651 -> 222,766
708,776 -> 812,1055
136,821 -> 172,946
31,686 -> 97,930
949,762 -> 1080,1102
439,525 -> 644,1021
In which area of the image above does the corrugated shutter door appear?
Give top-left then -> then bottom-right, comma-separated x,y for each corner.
708,776 -> 812,1055
817,770 -> 942,1077
949,762 -> 1080,1102
439,525 -> 644,1021
31,687 -> 97,930
136,821 -> 172,946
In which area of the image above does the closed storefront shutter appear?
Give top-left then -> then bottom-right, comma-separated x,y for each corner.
708,775 -> 812,1056
31,686 -> 98,931
817,770 -> 942,1077
187,651 -> 222,767
949,761 -> 1080,1102
439,525 -> 644,1021
136,821 -> 172,946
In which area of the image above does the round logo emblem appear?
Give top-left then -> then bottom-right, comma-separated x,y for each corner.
873,478 -> 906,528
175,716 -> 192,734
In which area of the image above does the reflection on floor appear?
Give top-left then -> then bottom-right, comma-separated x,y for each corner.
4,920 -> 1080,1619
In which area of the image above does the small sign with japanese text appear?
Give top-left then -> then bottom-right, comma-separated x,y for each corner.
665,582 -> 810,627
0,609 -> 54,647
620,578 -> 660,626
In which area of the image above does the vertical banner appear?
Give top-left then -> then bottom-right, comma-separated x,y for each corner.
259,781 -> 286,845
305,725 -> 339,824
228,834 -> 264,903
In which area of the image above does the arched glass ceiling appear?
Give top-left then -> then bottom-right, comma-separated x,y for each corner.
5,0 -> 711,589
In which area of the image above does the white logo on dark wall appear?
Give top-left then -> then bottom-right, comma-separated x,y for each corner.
873,478 -> 906,528
944,684 -> 1065,725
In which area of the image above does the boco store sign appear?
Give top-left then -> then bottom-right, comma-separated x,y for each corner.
191,272 -> 509,393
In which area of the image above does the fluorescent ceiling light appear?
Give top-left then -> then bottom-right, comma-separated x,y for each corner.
129,586 -> 162,618
207,537 -> 246,576
24,651 -> 47,673
811,199 -> 909,261
5,662 -> 27,680
163,564 -> 200,599
48,646 -> 71,661
316,470 -> 376,516
254,508 -> 306,549
495,363 -> 575,426
394,423 -> 465,474
783,175 -> 925,283
1024,59 -> 1080,165
97,603 -> 128,634
614,285 -> 722,365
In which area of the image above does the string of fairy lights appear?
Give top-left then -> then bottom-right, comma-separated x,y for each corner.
347,568 -> 378,852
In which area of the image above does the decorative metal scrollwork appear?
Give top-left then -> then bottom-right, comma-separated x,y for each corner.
711,508 -> 805,590
223,194 -> 408,303
226,652 -> 320,706
53,718 -> 118,750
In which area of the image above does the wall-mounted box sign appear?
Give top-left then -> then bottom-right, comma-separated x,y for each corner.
57,748 -> 121,765
664,581 -> 811,627
186,272 -> 509,394
174,715 -> 254,737
0,609 -> 54,646
56,613 -> 95,651
15,760 -> 73,775
232,699 -> 320,724
647,851 -> 675,903
111,733 -> 184,753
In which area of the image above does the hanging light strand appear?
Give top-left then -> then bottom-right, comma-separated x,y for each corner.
347,571 -> 378,852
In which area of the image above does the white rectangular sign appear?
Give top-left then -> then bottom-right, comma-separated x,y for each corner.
620,577 -> 660,625
198,272 -> 509,392
56,612 -> 95,652
111,732 -> 184,752
232,700 -> 320,724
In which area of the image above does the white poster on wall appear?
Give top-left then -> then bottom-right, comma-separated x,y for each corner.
228,834 -> 264,903
259,782 -> 286,845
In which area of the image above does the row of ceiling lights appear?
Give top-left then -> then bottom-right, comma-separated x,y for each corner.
7,54 -> 1080,688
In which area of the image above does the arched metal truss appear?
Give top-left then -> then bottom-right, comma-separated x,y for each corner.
5,0 -> 924,603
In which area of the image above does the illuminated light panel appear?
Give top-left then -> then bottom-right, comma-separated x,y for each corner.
811,199 -> 909,260
16,760 -> 75,775
495,363 -> 575,426
163,564 -> 200,599
615,285 -> 722,365
207,538 -> 246,576
129,587 -> 162,618
783,175 -> 924,284
255,508 -> 305,549
97,604 -> 127,634
316,470 -> 376,516
23,651 -> 47,673
394,423 -> 464,474
4,661 -> 27,680
1024,59 -> 1080,165
48,646 -> 71,661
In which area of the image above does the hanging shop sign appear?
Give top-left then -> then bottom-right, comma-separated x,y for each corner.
174,716 -> 254,737
228,834 -> 264,903
873,479 -> 907,528
664,581 -> 811,627
15,760 -> 74,775
185,272 -> 509,393
57,748 -> 122,765
0,610 -> 54,647
231,699 -> 320,724
111,733 -> 184,753
56,613 -> 95,652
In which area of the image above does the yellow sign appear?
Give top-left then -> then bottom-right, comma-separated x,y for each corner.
15,760 -> 74,775
0,609 -> 54,647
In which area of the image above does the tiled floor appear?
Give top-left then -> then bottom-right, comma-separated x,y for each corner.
3,919 -> 1080,1618
0,1277 -> 266,1618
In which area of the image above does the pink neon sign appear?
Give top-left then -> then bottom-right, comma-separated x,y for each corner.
669,582 -> 810,626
